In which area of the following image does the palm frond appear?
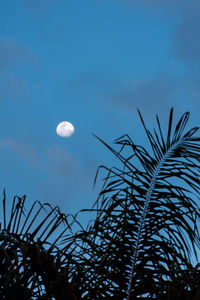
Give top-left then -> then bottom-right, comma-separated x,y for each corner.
0,192 -> 84,299
90,108 -> 200,299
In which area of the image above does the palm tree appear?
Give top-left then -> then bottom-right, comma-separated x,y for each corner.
1,108 -> 200,299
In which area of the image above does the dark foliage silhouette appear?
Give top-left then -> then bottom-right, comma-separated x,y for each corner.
0,108 -> 200,299
0,190 -> 82,299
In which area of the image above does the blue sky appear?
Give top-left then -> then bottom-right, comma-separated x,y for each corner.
0,0 -> 199,221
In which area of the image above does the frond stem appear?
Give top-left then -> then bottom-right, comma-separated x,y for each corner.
127,139 -> 184,299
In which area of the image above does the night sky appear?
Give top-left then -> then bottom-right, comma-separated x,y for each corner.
0,1 -> 199,221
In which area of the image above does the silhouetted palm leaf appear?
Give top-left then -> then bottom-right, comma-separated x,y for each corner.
0,191 -> 83,299
80,108 -> 200,299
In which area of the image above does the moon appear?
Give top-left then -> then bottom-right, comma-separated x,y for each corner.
56,121 -> 74,138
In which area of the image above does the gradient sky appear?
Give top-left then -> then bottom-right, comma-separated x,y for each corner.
0,0 -> 199,223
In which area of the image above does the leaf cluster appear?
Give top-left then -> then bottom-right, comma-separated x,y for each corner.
1,108 -> 200,299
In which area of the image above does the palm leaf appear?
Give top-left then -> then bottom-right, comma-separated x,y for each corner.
0,192 -> 84,299
90,108 -> 200,299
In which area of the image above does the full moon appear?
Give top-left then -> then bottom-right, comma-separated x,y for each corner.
56,121 -> 74,138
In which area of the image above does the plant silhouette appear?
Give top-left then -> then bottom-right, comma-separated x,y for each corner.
90,108 -> 200,298
1,108 -> 200,299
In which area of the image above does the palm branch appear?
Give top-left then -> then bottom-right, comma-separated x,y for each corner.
84,107 -> 200,298
0,190 -> 83,299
